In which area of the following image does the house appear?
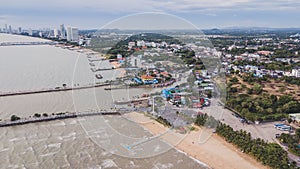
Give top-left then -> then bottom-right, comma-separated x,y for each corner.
289,113 -> 300,122
292,67 -> 300,78
140,75 -> 158,84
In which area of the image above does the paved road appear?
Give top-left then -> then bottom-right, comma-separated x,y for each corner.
201,98 -> 299,165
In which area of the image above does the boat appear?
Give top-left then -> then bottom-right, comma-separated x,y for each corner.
95,74 -> 103,79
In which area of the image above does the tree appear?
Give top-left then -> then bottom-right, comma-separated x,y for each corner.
34,113 -> 41,118
230,77 -> 239,83
252,83 -> 262,94
10,115 -> 20,121
195,114 -> 208,126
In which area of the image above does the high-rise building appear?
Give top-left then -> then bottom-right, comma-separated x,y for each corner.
28,28 -> 33,36
4,24 -> 8,33
53,28 -> 58,38
66,27 -> 72,41
8,25 -> 12,34
71,27 -> 79,42
18,27 -> 22,34
66,26 -> 79,42
60,24 -> 66,38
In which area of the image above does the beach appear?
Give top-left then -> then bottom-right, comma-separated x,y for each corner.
125,112 -> 269,169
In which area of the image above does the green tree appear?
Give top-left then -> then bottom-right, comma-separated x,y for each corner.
252,83 -> 262,94
10,115 -> 20,121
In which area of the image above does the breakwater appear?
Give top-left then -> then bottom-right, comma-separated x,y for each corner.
0,111 -> 120,127
0,83 -> 111,97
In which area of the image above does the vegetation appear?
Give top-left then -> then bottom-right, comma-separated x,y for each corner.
10,115 -> 21,121
34,113 -> 41,118
176,49 -> 205,67
195,114 -> 219,128
195,114 -> 208,126
156,116 -> 172,127
278,129 -> 300,156
107,33 -> 181,58
226,91 -> 298,121
194,114 -> 296,168
283,76 -> 300,86
227,75 -> 300,122
217,123 -> 296,169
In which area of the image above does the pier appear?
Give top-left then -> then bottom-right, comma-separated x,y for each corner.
0,41 -> 56,46
90,67 -> 116,72
0,111 -> 121,127
114,97 -> 149,105
0,83 -> 111,97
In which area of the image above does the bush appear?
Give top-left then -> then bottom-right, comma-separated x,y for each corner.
10,115 -> 21,121
34,113 -> 41,118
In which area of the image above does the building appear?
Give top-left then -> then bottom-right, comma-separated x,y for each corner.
292,68 -> 300,78
140,75 -> 158,84
128,42 -> 135,48
289,113 -> 300,123
8,25 -> 12,34
53,28 -> 59,38
66,27 -> 72,41
28,28 -> 33,36
137,40 -> 145,47
18,27 -> 22,34
66,27 -> 79,42
4,24 -> 8,33
60,24 -> 66,38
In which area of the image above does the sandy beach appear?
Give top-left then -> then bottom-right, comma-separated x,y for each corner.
124,112 -> 269,169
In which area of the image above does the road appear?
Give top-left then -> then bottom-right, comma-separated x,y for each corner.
201,98 -> 299,165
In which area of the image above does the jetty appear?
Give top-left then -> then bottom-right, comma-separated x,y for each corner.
0,41 -> 56,46
0,111 -> 121,127
0,83 -> 110,97
90,67 -> 116,72
114,97 -> 149,105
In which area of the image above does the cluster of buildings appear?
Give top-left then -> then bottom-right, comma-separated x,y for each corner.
220,37 -> 300,78
1,23 -> 90,45
132,69 -> 174,87
226,63 -> 300,78
162,87 -> 184,106
128,40 -> 168,50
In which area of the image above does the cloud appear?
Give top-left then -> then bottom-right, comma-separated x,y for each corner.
147,0 -> 300,12
1,0 -> 300,28
1,0 -> 300,13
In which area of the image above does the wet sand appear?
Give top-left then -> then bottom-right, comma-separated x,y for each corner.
125,112 -> 269,169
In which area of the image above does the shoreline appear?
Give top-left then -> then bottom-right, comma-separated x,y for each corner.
125,112 -> 268,169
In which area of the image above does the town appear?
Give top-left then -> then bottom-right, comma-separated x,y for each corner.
2,24 -> 300,168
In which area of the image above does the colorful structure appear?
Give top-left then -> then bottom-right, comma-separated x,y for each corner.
162,86 -> 181,99
140,75 -> 158,84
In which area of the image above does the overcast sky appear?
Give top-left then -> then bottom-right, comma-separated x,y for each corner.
1,0 -> 300,30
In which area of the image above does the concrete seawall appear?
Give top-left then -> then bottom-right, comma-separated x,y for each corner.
0,83 -> 111,97
0,111 -> 120,127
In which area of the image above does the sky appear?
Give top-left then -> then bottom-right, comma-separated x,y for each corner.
0,0 -> 300,30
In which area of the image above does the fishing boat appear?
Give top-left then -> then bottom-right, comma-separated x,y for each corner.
95,74 -> 103,79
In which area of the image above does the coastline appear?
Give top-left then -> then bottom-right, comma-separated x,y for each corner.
125,112 -> 269,169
